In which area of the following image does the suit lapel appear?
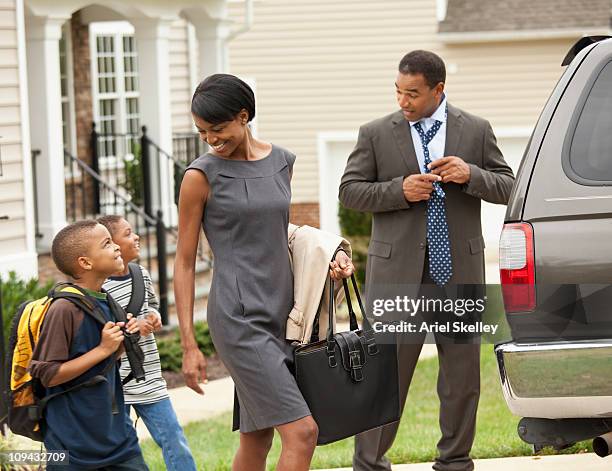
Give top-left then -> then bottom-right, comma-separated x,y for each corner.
391,111 -> 421,174
444,103 -> 464,157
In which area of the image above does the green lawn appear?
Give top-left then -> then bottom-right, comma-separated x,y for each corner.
141,348 -> 592,470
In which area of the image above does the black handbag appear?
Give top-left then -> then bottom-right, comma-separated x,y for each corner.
294,272 -> 400,445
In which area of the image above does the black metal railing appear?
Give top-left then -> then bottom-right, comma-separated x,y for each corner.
90,124 -> 148,217
89,125 -> 212,264
31,149 -> 43,239
144,130 -> 186,221
172,132 -> 208,167
90,126 -> 206,223
63,150 -> 169,324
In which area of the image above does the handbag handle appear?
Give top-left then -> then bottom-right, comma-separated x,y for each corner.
325,262 -> 379,361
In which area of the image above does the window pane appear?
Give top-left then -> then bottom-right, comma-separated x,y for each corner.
125,97 -> 139,137
59,34 -> 68,98
99,99 -> 117,158
569,61 -> 612,182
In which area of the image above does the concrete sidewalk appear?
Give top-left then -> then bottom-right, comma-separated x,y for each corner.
315,453 -> 612,470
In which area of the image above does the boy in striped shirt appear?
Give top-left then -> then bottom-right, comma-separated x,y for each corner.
99,216 -> 196,471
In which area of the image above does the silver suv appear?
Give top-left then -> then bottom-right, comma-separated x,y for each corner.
495,36 -> 612,457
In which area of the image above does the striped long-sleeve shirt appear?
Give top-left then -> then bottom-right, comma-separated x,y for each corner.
103,265 -> 169,405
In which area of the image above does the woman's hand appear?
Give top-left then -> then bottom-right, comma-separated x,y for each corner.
329,250 -> 355,281
183,347 -> 208,395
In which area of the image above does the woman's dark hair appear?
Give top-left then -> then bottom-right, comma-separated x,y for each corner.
191,74 -> 256,124
398,50 -> 446,89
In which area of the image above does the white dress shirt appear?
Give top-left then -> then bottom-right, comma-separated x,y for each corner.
408,96 -> 447,173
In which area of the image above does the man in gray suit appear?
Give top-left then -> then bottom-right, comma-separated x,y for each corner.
339,50 -> 515,471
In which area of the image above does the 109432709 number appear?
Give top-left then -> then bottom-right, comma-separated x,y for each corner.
0,450 -> 69,465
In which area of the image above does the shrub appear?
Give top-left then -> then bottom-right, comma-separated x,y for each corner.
338,203 -> 371,286
124,141 -> 144,206
157,321 -> 215,372
1,272 -> 54,354
338,203 -> 371,236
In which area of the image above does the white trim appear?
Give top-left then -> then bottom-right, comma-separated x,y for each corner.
89,21 -> 135,35
436,0 -> 448,22
439,28 -> 611,44
0,251 -> 39,280
62,21 -> 78,157
317,131 -> 358,143
492,126 -> 533,138
317,131 -> 358,233
15,0 -> 37,263
187,21 -> 198,132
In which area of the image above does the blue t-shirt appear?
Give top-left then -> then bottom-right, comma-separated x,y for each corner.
40,292 -> 142,468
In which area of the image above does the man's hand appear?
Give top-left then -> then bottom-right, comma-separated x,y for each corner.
146,313 -> 163,332
182,347 -> 208,395
402,174 -> 441,202
329,250 -> 355,281
99,321 -> 124,356
428,156 -> 471,184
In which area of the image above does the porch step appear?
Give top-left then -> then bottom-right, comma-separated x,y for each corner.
149,258 -> 211,285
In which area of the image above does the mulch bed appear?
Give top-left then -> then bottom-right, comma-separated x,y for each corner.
162,354 -> 230,389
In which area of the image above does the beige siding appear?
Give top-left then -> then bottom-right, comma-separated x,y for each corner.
0,0 -> 27,255
227,0 -> 575,202
169,18 -> 193,134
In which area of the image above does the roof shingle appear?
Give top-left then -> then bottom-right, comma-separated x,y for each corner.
439,0 -> 612,33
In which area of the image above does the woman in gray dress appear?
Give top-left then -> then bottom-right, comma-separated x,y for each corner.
174,74 -> 354,471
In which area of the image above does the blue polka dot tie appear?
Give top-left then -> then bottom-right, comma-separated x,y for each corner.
413,111 -> 453,286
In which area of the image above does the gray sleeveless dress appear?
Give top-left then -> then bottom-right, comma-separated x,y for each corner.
186,144 -> 311,432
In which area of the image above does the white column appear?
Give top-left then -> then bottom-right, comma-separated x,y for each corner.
132,18 -> 175,226
190,15 -> 230,79
26,15 -> 68,250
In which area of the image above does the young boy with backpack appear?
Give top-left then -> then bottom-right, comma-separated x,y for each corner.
98,215 -> 196,471
22,220 -> 148,470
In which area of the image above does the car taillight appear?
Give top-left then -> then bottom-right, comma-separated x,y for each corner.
499,223 -> 535,312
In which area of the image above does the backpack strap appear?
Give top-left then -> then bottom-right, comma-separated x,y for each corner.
126,263 -> 146,318
33,357 -> 120,421
50,285 -> 108,326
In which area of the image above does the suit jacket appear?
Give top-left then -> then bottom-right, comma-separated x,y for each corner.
286,224 -> 352,344
338,103 -> 515,290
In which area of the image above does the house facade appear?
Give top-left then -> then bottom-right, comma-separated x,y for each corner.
0,0 -> 236,279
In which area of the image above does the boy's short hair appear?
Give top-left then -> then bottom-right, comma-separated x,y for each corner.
97,215 -> 125,237
51,220 -> 100,279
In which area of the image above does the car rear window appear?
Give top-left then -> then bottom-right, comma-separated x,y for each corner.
567,60 -> 612,183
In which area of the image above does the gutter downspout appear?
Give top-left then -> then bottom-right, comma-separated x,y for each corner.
226,0 -> 253,43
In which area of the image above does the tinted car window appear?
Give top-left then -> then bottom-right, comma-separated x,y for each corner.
568,60 -> 612,182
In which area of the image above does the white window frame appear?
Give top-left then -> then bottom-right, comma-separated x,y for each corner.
89,21 -> 140,171
317,131 -> 358,236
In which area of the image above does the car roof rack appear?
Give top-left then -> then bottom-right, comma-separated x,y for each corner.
562,35 -> 612,66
